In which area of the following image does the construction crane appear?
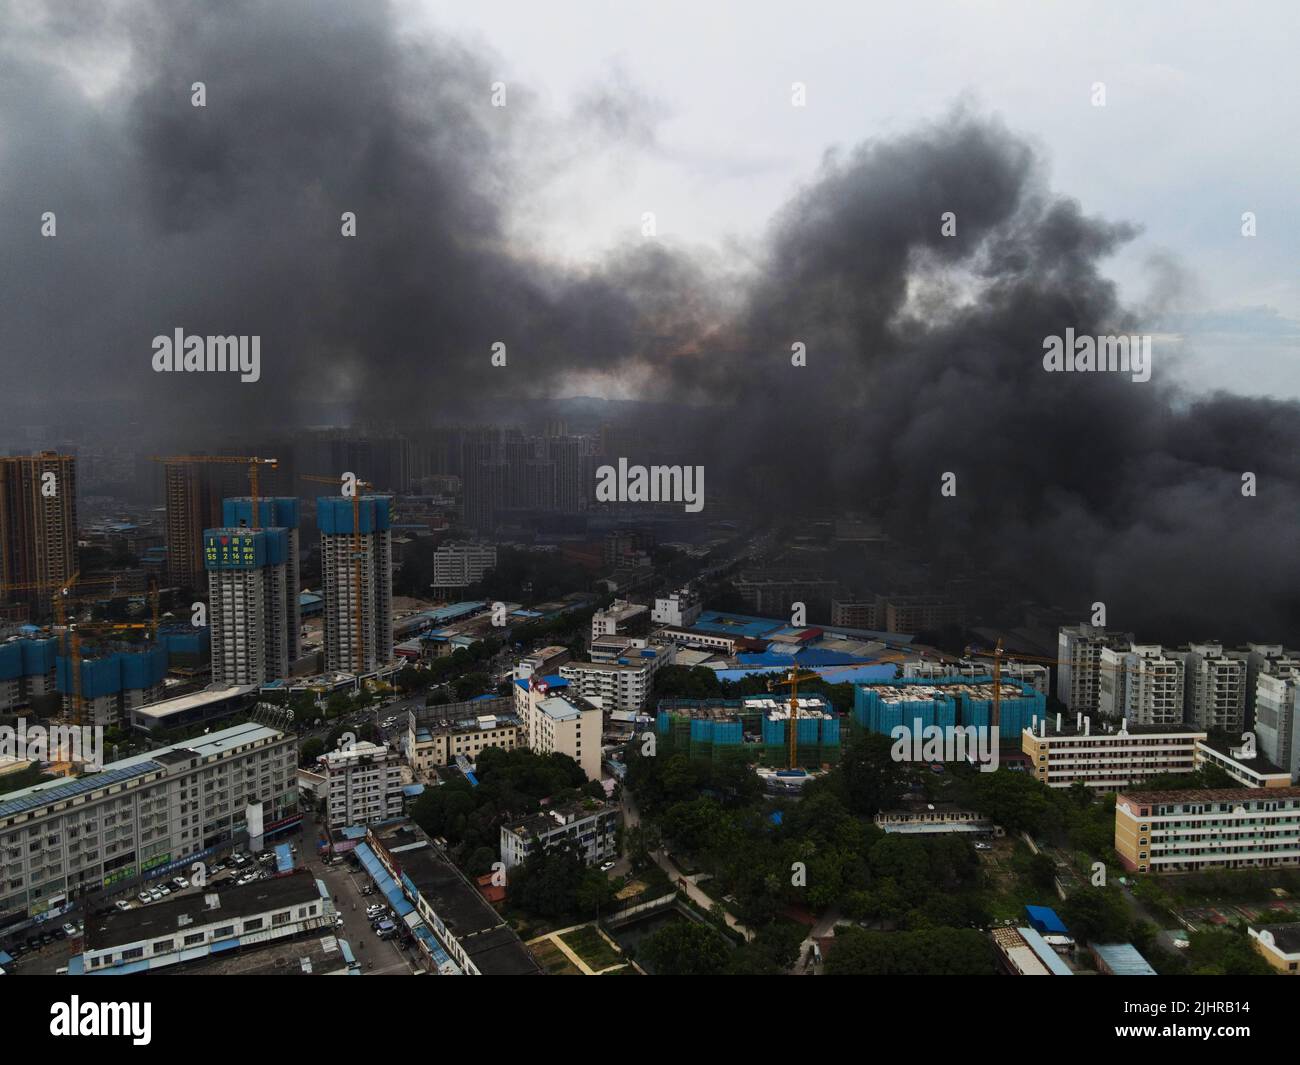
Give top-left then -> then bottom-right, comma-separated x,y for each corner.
963,641 -> 1176,732
766,667 -> 822,769
303,474 -> 375,676
151,455 -> 279,528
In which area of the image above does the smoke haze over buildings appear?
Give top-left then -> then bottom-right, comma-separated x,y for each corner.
2,0 -> 1297,640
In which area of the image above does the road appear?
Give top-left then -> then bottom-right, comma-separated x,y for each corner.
622,788 -> 755,943
300,807 -> 421,975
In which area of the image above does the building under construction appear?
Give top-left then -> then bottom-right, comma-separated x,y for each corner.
318,495 -> 393,675
0,452 -> 78,619
654,695 -> 841,769
853,677 -> 1046,746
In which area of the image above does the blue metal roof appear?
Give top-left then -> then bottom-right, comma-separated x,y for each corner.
1092,942 -> 1157,975
1025,905 -> 1069,935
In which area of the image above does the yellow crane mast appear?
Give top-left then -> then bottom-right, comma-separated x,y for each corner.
766,667 -> 822,769
151,455 -> 279,528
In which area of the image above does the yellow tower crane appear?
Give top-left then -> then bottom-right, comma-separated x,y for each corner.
963,640 -> 1176,735
151,455 -> 279,528
766,667 -> 822,769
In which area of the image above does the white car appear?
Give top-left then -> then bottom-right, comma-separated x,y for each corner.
172,877 -> 189,889
138,891 -> 152,903
114,900 -> 132,912
62,923 -> 78,937
599,860 -> 617,872
149,888 -> 163,900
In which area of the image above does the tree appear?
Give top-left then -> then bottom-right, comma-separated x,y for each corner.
1059,887 -> 1130,944
638,921 -> 729,975
299,737 -> 325,768
824,926 -> 996,975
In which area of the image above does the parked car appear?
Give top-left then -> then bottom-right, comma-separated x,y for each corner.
137,891 -> 151,903
599,860 -> 616,872
114,900 -> 132,912
158,885 -> 172,896
172,877 -> 189,889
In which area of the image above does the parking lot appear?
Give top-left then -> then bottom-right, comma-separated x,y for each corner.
0,841 -> 286,974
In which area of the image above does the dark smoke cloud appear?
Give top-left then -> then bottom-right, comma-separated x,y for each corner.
2,1 -> 1297,641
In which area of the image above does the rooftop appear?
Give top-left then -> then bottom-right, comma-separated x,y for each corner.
1119,786 -> 1300,804
1253,924 -> 1300,955
85,870 -> 323,949
371,823 -> 540,975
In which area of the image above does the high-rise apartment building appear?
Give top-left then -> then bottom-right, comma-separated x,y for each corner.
223,497 -> 301,663
163,460 -> 239,589
204,526 -> 290,685
1228,644 -> 1300,731
318,495 -> 393,674
0,452 -> 78,616
431,541 -> 497,591
1173,642 -> 1247,733
1099,644 -> 1185,727
1059,623 -> 1133,715
1256,668 -> 1300,783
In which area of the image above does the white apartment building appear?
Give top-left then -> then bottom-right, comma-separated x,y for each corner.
591,598 -> 649,639
318,741 -> 404,830
512,676 -> 601,781
1256,669 -> 1300,783
0,723 -> 298,922
1099,644 -> 1184,727
1228,644 -> 1300,729
1174,643 -> 1247,733
1058,623 -> 1133,714
559,640 -> 673,714
432,541 -> 498,590
1022,718 -> 1205,790
651,587 -> 701,629
499,801 -> 619,870
1115,787 -> 1300,873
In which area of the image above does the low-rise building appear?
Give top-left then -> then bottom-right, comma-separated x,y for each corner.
406,702 -> 520,778
364,820 -> 541,975
72,870 -> 334,975
558,641 -> 673,714
1115,787 -> 1300,873
651,587 -> 701,629
1195,736 -> 1293,789
1249,924 -> 1300,974
499,800 -> 619,870
590,599 -> 649,639
1022,718 -> 1205,790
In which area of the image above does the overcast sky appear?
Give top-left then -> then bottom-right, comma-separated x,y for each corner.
421,0 -> 1300,399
